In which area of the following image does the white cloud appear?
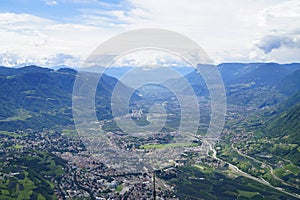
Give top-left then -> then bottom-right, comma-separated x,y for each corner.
256,35 -> 300,53
61,0 -> 99,3
0,0 -> 300,67
0,12 -> 118,67
84,0 -> 300,63
113,50 -> 191,68
252,0 -> 300,62
45,0 -> 58,6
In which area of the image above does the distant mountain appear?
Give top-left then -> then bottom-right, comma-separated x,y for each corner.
218,63 -> 300,85
164,69 -> 208,96
226,63 -> 291,86
81,66 -> 133,79
218,63 -> 264,84
280,63 -> 300,71
170,66 -> 195,76
0,66 -> 18,76
165,63 -> 294,96
0,66 -> 135,131
170,63 -> 300,106
1,62 -> 300,131
81,66 -> 194,79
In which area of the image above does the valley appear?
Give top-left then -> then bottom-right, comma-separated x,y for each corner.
0,63 -> 300,199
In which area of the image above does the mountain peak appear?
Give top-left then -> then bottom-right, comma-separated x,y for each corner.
57,68 -> 77,75
17,65 -> 54,74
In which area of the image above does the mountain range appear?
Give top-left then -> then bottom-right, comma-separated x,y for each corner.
0,65 -> 135,131
0,62 -> 300,199
0,62 -> 300,132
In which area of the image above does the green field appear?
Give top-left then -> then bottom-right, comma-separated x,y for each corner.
0,131 -> 22,138
159,166 -> 299,199
0,109 -> 31,122
0,150 -> 66,200
237,190 -> 259,198
140,142 -> 198,150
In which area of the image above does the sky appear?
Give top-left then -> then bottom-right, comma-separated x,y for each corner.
0,0 -> 300,67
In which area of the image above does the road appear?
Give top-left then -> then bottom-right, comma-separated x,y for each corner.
201,138 -> 300,199
231,143 -> 299,189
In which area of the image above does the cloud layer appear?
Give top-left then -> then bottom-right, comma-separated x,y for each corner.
0,0 -> 300,67
257,35 -> 300,53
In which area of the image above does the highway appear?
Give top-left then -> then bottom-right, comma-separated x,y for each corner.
201,138 -> 300,199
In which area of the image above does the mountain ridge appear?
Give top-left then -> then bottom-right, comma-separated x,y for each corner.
0,65 -> 136,131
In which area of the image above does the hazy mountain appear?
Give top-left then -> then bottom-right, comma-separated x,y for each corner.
218,63 -> 300,84
80,66 -> 133,79
165,63 -> 300,107
164,69 -> 209,96
218,62 -> 264,83
227,63 -> 291,86
81,65 -> 194,79
1,62 -> 299,131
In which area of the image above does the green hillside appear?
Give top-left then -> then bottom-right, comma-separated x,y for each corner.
0,66 -> 135,131
276,69 -> 300,95
264,90 -> 300,142
266,102 -> 300,142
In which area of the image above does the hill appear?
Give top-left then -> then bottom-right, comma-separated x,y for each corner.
265,90 -> 300,143
0,65 -> 135,131
276,69 -> 300,95
164,63 -> 300,107
227,63 -> 291,86
251,91 -> 300,165
218,62 -> 300,85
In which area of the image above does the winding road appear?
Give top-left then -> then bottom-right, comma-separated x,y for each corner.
231,143 -> 299,189
201,138 -> 300,199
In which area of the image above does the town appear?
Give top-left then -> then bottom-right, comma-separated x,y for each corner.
0,126 -> 224,199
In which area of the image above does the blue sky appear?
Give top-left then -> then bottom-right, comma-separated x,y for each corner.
0,0 -> 127,26
0,0 -> 300,67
